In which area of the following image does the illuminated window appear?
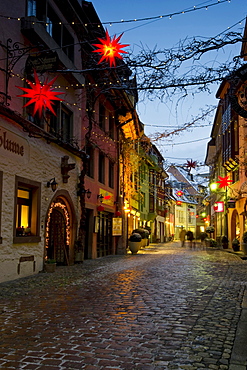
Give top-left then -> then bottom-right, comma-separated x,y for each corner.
16,189 -> 31,230
14,176 -> 41,242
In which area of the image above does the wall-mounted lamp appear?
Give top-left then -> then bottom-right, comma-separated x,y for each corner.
210,182 -> 218,192
97,194 -> 104,202
77,187 -> 92,198
47,178 -> 58,192
82,189 -> 92,199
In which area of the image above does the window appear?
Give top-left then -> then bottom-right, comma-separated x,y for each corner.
14,176 -> 41,243
86,145 -> 94,178
149,194 -> 154,213
98,153 -> 105,184
140,192 -> 145,212
46,5 -> 61,44
46,103 -> 73,143
16,189 -> 31,230
48,102 -> 59,135
61,106 -> 73,142
99,104 -> 106,130
27,0 -> 36,16
62,26 -> 74,62
108,114 -> 115,139
28,1 -> 74,61
178,210 -> 184,223
109,161 -> 114,188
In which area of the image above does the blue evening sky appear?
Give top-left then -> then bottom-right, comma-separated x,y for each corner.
91,0 -> 247,168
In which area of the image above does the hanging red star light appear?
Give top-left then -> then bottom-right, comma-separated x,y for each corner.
216,176 -> 233,189
185,159 -> 197,171
176,190 -> 184,197
16,70 -> 64,117
92,30 -> 129,67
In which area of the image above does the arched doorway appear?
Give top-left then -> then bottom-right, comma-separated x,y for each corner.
45,196 -> 74,265
231,209 -> 240,240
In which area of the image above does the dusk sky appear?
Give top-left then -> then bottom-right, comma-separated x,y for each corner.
92,0 -> 247,171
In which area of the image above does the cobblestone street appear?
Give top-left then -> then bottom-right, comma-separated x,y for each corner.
0,242 -> 247,370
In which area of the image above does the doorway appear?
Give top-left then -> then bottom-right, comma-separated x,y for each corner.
97,212 -> 112,257
46,197 -> 71,265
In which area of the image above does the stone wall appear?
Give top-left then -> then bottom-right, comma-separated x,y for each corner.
0,118 -> 80,283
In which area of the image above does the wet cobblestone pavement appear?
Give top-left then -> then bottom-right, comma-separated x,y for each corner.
0,242 -> 247,369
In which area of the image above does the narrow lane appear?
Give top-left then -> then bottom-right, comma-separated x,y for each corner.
0,243 -> 246,369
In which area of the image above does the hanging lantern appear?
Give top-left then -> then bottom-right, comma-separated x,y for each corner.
176,201 -> 182,205
16,70 -> 64,117
97,205 -> 105,212
176,190 -> 183,197
92,30 -> 129,67
115,210 -> 121,217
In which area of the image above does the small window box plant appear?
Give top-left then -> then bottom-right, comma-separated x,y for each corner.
206,226 -> 215,236
129,233 -> 142,242
242,231 -> 247,243
206,238 -> 218,248
132,228 -> 149,239
232,238 -> 240,252
200,232 -> 208,242
241,232 -> 247,254
132,228 -> 149,247
221,236 -> 229,249
44,258 -> 56,273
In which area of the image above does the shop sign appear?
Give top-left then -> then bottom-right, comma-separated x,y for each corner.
227,200 -> 236,208
112,218 -> 122,236
214,201 -> 224,213
26,52 -> 58,73
99,188 -> 114,206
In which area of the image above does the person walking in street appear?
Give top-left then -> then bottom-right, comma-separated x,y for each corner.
179,227 -> 186,247
186,230 -> 195,248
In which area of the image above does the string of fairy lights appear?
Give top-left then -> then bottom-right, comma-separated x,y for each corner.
8,69 -> 241,157
0,0 -> 244,168
0,0 -> 233,27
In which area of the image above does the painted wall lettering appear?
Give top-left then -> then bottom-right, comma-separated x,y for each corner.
0,129 -> 24,156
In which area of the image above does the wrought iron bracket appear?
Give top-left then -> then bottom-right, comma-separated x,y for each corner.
0,38 -> 41,105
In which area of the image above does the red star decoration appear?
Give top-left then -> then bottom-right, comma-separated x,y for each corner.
216,176 -> 233,188
16,70 -> 64,117
92,30 -> 129,67
185,159 -> 197,170
176,190 -> 184,197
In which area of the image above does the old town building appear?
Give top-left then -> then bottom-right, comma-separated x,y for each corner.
0,0 -> 170,283
205,20 -> 247,249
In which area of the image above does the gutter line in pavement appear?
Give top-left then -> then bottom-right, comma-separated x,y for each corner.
229,288 -> 247,369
